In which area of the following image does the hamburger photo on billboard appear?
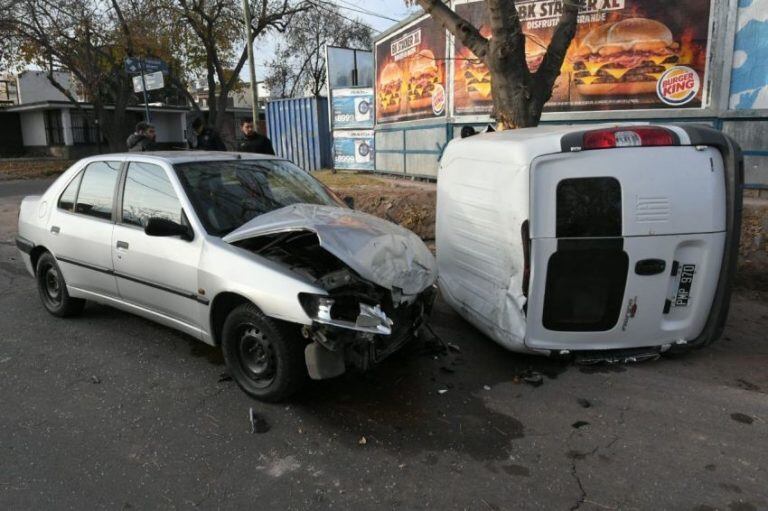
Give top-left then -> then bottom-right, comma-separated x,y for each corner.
378,62 -> 404,116
458,25 -> 492,104
407,50 -> 440,111
572,18 -> 681,96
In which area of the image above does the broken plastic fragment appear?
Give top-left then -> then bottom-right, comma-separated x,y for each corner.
249,407 -> 271,434
355,303 -> 393,334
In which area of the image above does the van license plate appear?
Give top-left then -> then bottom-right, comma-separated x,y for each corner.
675,264 -> 696,306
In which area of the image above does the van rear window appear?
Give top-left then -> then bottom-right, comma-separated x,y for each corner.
543,241 -> 628,332
557,177 -> 621,238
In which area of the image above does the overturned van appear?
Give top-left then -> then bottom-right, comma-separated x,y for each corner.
436,124 -> 743,357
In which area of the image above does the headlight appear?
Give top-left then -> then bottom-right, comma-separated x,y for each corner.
299,293 -> 393,335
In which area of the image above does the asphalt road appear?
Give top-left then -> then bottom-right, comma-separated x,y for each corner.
1,179 -> 767,510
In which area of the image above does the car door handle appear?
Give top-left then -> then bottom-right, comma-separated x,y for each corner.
635,259 -> 666,276
50,226 -> 60,234
116,241 -> 129,250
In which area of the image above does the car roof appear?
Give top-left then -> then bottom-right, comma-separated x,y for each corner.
85,151 -> 285,165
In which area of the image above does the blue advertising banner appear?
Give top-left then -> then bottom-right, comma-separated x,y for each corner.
333,130 -> 374,170
331,88 -> 375,129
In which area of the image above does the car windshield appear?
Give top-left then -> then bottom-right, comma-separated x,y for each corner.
174,159 -> 344,236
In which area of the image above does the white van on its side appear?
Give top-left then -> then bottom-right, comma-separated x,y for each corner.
436,124 -> 743,358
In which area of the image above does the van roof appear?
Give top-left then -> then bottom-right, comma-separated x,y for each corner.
441,123 -> 687,167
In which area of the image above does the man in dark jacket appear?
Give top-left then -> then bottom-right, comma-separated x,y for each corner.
126,122 -> 156,152
238,117 -> 274,155
188,117 -> 227,151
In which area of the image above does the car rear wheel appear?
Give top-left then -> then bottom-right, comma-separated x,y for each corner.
221,303 -> 307,402
35,252 -> 85,317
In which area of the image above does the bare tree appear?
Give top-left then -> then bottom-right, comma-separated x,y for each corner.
166,0 -> 307,129
264,2 -> 371,98
411,0 -> 582,128
5,0 -> 192,150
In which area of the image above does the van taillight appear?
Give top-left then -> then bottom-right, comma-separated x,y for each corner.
581,127 -> 677,150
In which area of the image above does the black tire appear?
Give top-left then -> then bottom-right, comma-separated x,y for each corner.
221,303 -> 307,402
35,252 -> 85,317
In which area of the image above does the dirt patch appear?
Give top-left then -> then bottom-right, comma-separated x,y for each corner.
0,159 -> 73,180
316,170 -> 437,242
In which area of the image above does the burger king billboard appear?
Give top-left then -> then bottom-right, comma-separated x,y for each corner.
452,0 -> 712,115
375,16 -> 447,123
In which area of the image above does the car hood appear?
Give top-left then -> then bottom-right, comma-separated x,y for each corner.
223,204 -> 436,295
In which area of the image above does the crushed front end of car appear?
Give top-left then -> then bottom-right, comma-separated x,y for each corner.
224,204 -> 437,380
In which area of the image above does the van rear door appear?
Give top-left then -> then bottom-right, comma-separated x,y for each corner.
525,145 -> 726,351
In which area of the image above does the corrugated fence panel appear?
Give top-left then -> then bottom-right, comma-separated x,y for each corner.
266,97 -> 331,172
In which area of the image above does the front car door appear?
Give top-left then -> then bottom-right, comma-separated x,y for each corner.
111,160 -> 205,332
47,160 -> 122,298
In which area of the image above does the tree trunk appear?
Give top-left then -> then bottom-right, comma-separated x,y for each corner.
414,0 -> 580,129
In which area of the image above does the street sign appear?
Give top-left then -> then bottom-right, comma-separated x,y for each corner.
132,71 -> 165,93
124,57 -> 169,75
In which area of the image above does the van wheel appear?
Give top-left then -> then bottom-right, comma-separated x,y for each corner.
221,303 -> 307,402
35,252 -> 85,317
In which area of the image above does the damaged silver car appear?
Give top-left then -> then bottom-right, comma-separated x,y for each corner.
16,153 -> 436,401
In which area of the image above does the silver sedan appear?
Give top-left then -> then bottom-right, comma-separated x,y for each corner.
16,152 -> 437,401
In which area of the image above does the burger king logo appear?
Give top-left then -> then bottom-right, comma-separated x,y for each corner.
657,66 -> 700,106
431,83 -> 446,116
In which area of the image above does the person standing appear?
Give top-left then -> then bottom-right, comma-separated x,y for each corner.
238,117 -> 275,155
188,117 -> 227,151
126,122 -> 157,152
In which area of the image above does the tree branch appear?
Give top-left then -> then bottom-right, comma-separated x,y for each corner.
413,0 -> 489,62
532,0 -> 580,106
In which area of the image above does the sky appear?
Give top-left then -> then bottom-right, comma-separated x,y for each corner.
248,0 -> 420,83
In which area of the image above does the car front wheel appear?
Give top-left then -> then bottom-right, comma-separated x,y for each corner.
35,252 -> 85,317
221,303 -> 307,402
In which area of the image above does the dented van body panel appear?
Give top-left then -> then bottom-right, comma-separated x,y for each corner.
437,124 -> 742,356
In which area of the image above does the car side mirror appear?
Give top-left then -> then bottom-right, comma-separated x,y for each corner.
145,217 -> 193,241
343,196 -> 355,209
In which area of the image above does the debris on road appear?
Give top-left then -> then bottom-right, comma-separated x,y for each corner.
218,373 -> 233,383
90,375 -> 101,384
571,421 -> 590,429
438,389 -> 448,395
446,342 -> 461,354
577,398 -> 592,408
483,385 -> 491,391
358,436 -> 367,445
730,413 -> 754,425
249,408 -> 271,434
521,370 -> 544,387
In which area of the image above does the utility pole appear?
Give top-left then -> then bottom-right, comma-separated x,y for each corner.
241,0 -> 260,131
139,58 -> 151,122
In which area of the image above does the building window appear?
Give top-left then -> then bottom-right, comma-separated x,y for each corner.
44,110 -> 64,146
70,111 -> 102,145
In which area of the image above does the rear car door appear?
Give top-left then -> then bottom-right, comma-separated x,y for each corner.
47,160 -> 121,297
525,145 -> 726,351
111,161 -> 205,329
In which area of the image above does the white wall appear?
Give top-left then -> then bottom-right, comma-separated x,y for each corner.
20,111 -> 48,146
16,71 -> 77,104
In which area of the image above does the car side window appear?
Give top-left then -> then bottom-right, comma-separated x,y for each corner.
121,162 -> 182,227
75,161 -> 121,220
58,171 -> 83,212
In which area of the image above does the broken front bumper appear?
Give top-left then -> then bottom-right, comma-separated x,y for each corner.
301,286 -> 437,379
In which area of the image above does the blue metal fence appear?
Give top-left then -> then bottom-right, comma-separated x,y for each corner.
266,97 -> 331,171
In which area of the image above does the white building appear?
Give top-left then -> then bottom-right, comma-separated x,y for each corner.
0,70 -> 189,158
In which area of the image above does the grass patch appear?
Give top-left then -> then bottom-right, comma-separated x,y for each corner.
312,169 -> 387,188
